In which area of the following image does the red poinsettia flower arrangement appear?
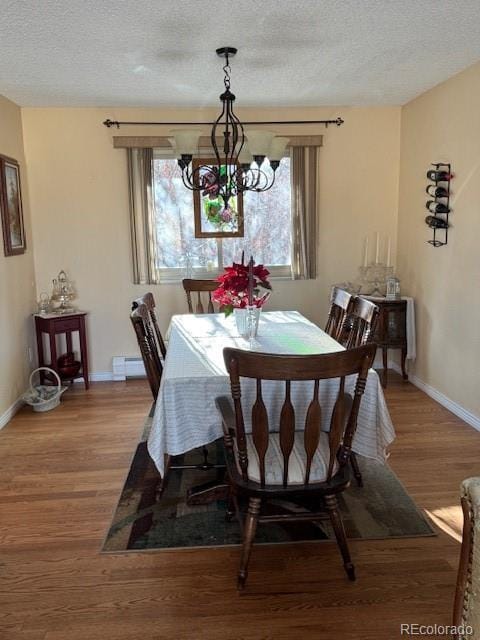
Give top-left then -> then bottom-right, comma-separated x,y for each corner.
212,254 -> 272,316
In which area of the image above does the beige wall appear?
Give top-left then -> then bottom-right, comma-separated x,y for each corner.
0,95 -> 36,418
397,61 -> 480,416
7,65 -> 480,419
22,106 -> 401,375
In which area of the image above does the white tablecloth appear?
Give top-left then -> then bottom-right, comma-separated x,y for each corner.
148,311 -> 396,476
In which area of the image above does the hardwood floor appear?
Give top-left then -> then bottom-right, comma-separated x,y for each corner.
0,373 -> 478,639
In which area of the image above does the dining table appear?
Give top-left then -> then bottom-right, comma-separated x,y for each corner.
147,310 -> 396,478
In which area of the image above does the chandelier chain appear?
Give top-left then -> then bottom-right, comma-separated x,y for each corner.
223,56 -> 231,90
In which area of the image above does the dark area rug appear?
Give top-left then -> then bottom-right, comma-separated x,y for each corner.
103,416 -> 435,552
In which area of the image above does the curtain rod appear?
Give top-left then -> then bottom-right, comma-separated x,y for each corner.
103,117 -> 344,129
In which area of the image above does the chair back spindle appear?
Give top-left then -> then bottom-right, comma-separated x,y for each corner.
251,379 -> 269,486
182,279 -> 217,314
328,376 -> 347,478
279,380 -> 295,486
304,380 -> 321,484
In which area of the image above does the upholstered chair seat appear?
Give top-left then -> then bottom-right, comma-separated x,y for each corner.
236,431 -> 338,485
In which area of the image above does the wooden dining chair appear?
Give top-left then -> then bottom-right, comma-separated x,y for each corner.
131,294 -> 223,489
132,292 -> 167,359
336,296 -> 379,488
453,477 -> 480,639
340,296 -> 380,350
130,302 -> 163,399
182,279 -> 218,314
325,287 -> 354,341
216,343 -> 377,590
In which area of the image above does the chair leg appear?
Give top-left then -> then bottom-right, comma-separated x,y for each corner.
350,453 -> 363,487
238,497 -> 261,590
225,481 -> 235,522
325,494 -> 356,581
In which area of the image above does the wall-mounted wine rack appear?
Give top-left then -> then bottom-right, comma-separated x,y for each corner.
425,162 -> 452,247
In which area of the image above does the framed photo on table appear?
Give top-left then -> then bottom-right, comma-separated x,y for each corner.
0,154 -> 26,256
193,159 -> 244,238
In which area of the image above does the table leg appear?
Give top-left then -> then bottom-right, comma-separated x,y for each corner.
49,329 -> 58,382
78,317 -> 89,390
36,323 -> 45,384
66,331 -> 73,354
401,347 -> 408,381
382,346 -> 388,388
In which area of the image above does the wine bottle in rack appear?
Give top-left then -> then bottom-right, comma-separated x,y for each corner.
426,200 -> 450,214
426,184 -> 449,198
425,215 -> 449,229
426,169 -> 452,182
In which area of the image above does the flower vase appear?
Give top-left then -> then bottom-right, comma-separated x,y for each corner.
234,307 -> 261,339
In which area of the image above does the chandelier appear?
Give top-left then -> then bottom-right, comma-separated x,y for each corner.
170,47 -> 289,208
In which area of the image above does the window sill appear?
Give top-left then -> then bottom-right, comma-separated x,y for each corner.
146,266 -> 293,285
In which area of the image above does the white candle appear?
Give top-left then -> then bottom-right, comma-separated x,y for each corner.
386,236 -> 391,267
363,236 -> 369,267
375,232 -> 380,264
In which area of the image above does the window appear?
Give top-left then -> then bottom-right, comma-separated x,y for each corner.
127,145 -> 318,284
152,155 -> 292,280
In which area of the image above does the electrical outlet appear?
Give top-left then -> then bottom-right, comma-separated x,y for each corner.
27,346 -> 33,363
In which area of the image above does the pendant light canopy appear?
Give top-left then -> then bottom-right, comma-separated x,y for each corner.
171,47 -> 289,208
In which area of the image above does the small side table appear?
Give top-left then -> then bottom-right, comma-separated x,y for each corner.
363,297 -> 408,388
34,311 -> 89,390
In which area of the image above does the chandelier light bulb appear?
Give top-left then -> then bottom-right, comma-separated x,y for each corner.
268,137 -> 290,170
245,130 -> 276,160
170,129 -> 201,157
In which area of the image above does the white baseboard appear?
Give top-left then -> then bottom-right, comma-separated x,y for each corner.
72,371 -> 115,382
0,397 -> 24,430
89,371 -> 116,382
373,352 -> 384,369
390,362 -> 480,432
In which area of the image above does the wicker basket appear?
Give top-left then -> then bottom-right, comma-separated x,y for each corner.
22,367 -> 67,412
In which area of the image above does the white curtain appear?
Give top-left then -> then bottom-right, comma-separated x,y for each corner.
127,148 -> 159,284
291,145 -> 319,280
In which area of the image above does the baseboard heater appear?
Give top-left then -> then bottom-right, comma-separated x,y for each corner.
112,356 -> 146,381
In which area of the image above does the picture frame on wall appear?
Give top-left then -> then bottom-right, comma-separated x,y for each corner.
193,159 -> 244,238
0,154 -> 26,256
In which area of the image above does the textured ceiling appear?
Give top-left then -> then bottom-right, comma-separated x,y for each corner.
1,0 -> 480,107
